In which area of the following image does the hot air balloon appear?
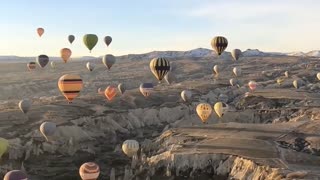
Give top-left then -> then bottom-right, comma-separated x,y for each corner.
118,83 -> 126,95
19,99 -> 32,114
86,62 -> 95,72
164,72 -> 176,85
98,88 -> 104,95
37,55 -> 49,68
104,86 -> 117,101
214,102 -> 229,118
37,28 -> 44,37
68,35 -> 75,44
181,90 -> 192,102
27,62 -> 36,71
3,170 -> 27,180
83,34 -> 98,52
248,81 -> 257,91
230,78 -> 238,87
58,74 -> 83,103
231,49 -> 242,61
149,57 -> 170,82
79,162 -> 100,180
40,122 -> 56,142
196,103 -> 212,123
317,73 -> 320,81
211,36 -> 228,56
122,140 -> 139,157
232,67 -> 241,77
60,48 -> 72,63
50,61 -> 56,69
213,65 -> 219,76
0,138 -> 8,159
140,83 -> 153,97
284,71 -> 289,78
293,80 -> 300,89
277,78 -> 285,86
104,36 -> 112,46
102,54 -> 116,70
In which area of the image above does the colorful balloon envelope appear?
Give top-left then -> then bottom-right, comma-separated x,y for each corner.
79,162 -> 100,180
211,36 -> 228,56
104,86 -> 117,101
83,34 -> 98,52
4,170 -> 28,180
58,74 -> 83,103
40,122 -> 56,142
104,36 -> 112,46
139,83 -> 153,97
19,99 -> 32,114
60,48 -> 72,63
0,137 -> 9,159
27,62 -> 36,71
37,27 -> 44,37
196,103 -> 212,123
102,54 -> 116,70
214,102 -> 229,118
122,139 -> 139,157
37,55 -> 49,68
68,35 -> 75,44
149,57 -> 170,81
231,49 -> 242,61
181,90 -> 192,102
248,81 -> 257,91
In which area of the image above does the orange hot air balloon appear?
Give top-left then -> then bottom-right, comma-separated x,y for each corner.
60,48 -> 72,63
58,74 -> 83,103
104,86 -> 117,101
37,27 -> 44,37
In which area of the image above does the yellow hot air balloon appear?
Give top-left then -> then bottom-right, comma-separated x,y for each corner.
293,80 -> 300,89
37,27 -> 44,37
317,73 -> 320,81
58,74 -> 83,103
149,57 -> 170,82
214,102 -> 229,118
211,36 -> 228,56
0,138 -> 9,159
277,78 -> 285,86
60,48 -> 72,63
196,103 -> 212,123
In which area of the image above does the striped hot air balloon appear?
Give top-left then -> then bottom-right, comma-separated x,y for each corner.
211,36 -> 228,56
79,162 -> 100,180
122,140 -> 139,157
58,74 -> 83,103
139,83 -> 153,97
149,57 -> 170,82
27,62 -> 36,71
104,86 -> 117,101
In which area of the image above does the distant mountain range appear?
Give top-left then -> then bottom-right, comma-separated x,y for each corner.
1,48 -> 319,63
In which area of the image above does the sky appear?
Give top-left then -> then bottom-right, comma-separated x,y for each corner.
0,0 -> 320,57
